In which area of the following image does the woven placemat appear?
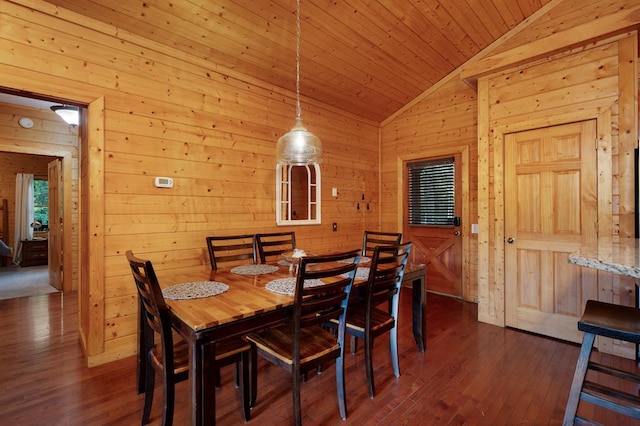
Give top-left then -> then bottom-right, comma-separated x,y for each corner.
339,256 -> 371,264
162,281 -> 229,300
340,267 -> 370,281
265,277 -> 324,296
231,264 -> 280,275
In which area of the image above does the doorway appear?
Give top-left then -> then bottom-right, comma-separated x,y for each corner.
0,91 -> 80,297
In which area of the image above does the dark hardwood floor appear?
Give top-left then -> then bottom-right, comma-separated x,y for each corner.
0,288 -> 638,425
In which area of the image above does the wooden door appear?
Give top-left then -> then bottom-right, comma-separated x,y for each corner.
505,121 -> 597,343
48,158 -> 62,290
404,153 -> 462,297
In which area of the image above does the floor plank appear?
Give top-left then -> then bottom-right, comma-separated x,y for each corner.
0,289 -> 638,425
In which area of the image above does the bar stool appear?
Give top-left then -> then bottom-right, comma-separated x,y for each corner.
563,299 -> 640,425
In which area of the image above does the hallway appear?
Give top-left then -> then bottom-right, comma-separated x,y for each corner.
0,265 -> 58,300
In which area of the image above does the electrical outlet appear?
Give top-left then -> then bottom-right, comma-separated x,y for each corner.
332,222 -> 338,232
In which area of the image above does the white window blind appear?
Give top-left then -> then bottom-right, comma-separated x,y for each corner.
408,157 -> 455,226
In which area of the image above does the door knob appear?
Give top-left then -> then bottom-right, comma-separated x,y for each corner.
454,231 -> 461,236
507,237 -> 515,244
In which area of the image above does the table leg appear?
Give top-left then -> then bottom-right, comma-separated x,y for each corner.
192,340 -> 217,425
412,273 -> 426,352
403,265 -> 426,352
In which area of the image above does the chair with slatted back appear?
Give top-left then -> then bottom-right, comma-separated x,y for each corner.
361,230 -> 402,258
563,299 -> 640,425
126,250 -> 253,425
206,234 -> 257,270
246,249 -> 360,426
333,242 -> 412,398
255,232 -> 296,263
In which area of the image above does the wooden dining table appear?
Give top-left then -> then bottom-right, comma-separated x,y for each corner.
138,260 -> 426,425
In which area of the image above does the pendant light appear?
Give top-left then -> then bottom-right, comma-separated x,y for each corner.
276,0 -> 323,165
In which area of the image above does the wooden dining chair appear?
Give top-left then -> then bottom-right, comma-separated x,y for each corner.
246,249 -> 360,426
337,242 -> 412,398
206,234 -> 257,270
126,250 -> 253,425
255,231 -> 296,263
361,230 -> 402,257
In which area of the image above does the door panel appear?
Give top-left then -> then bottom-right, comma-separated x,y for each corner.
404,153 -> 462,297
505,121 -> 597,343
48,158 -> 62,290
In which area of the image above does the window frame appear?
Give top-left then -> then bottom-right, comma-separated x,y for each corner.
276,163 -> 321,225
32,177 -> 49,230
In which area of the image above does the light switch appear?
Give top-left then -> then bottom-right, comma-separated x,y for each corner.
471,224 -> 479,234
332,187 -> 338,197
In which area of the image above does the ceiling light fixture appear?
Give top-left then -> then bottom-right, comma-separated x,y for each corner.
50,105 -> 79,126
275,0 -> 323,165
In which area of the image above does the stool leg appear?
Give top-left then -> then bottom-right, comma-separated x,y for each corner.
563,332 -> 595,426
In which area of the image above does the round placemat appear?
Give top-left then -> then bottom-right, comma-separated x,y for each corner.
162,281 -> 229,300
231,264 -> 280,275
265,277 -> 324,296
341,267 -> 371,281
339,256 -> 371,264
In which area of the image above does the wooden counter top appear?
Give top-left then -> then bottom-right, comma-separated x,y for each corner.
568,239 -> 640,279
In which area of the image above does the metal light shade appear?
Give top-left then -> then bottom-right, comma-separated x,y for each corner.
51,105 -> 79,126
276,0 -> 323,165
276,116 -> 323,165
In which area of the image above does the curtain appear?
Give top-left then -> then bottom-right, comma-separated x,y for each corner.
13,173 -> 34,264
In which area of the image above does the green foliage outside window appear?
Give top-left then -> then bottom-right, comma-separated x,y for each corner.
33,179 -> 48,228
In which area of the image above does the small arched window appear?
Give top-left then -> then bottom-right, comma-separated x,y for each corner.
276,163 -> 321,225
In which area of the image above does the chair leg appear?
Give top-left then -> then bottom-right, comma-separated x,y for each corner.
293,370 -> 302,426
250,344 -> 258,407
161,374 -> 175,426
562,332 -> 596,426
241,350 -> 251,421
365,336 -> 376,399
142,360 -> 155,425
390,325 -> 400,378
336,352 -> 348,420
234,361 -> 240,388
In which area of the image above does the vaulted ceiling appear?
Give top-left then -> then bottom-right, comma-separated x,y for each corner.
42,0 -> 551,122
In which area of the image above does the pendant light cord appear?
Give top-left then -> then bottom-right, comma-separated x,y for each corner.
295,0 -> 302,119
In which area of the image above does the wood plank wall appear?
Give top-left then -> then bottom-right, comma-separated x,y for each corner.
381,0 -> 640,330
380,76 -> 479,302
461,0 -> 640,357
0,103 -> 79,289
0,0 -> 378,365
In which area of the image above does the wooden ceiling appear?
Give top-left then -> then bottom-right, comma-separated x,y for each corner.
43,0 -> 551,122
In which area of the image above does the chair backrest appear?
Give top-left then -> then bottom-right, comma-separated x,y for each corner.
206,234 -> 257,270
126,250 -> 175,368
256,232 -> 296,263
293,249 -> 361,356
362,231 -> 402,257
366,242 -> 412,317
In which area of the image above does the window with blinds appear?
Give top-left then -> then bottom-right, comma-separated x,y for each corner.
408,157 -> 455,226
